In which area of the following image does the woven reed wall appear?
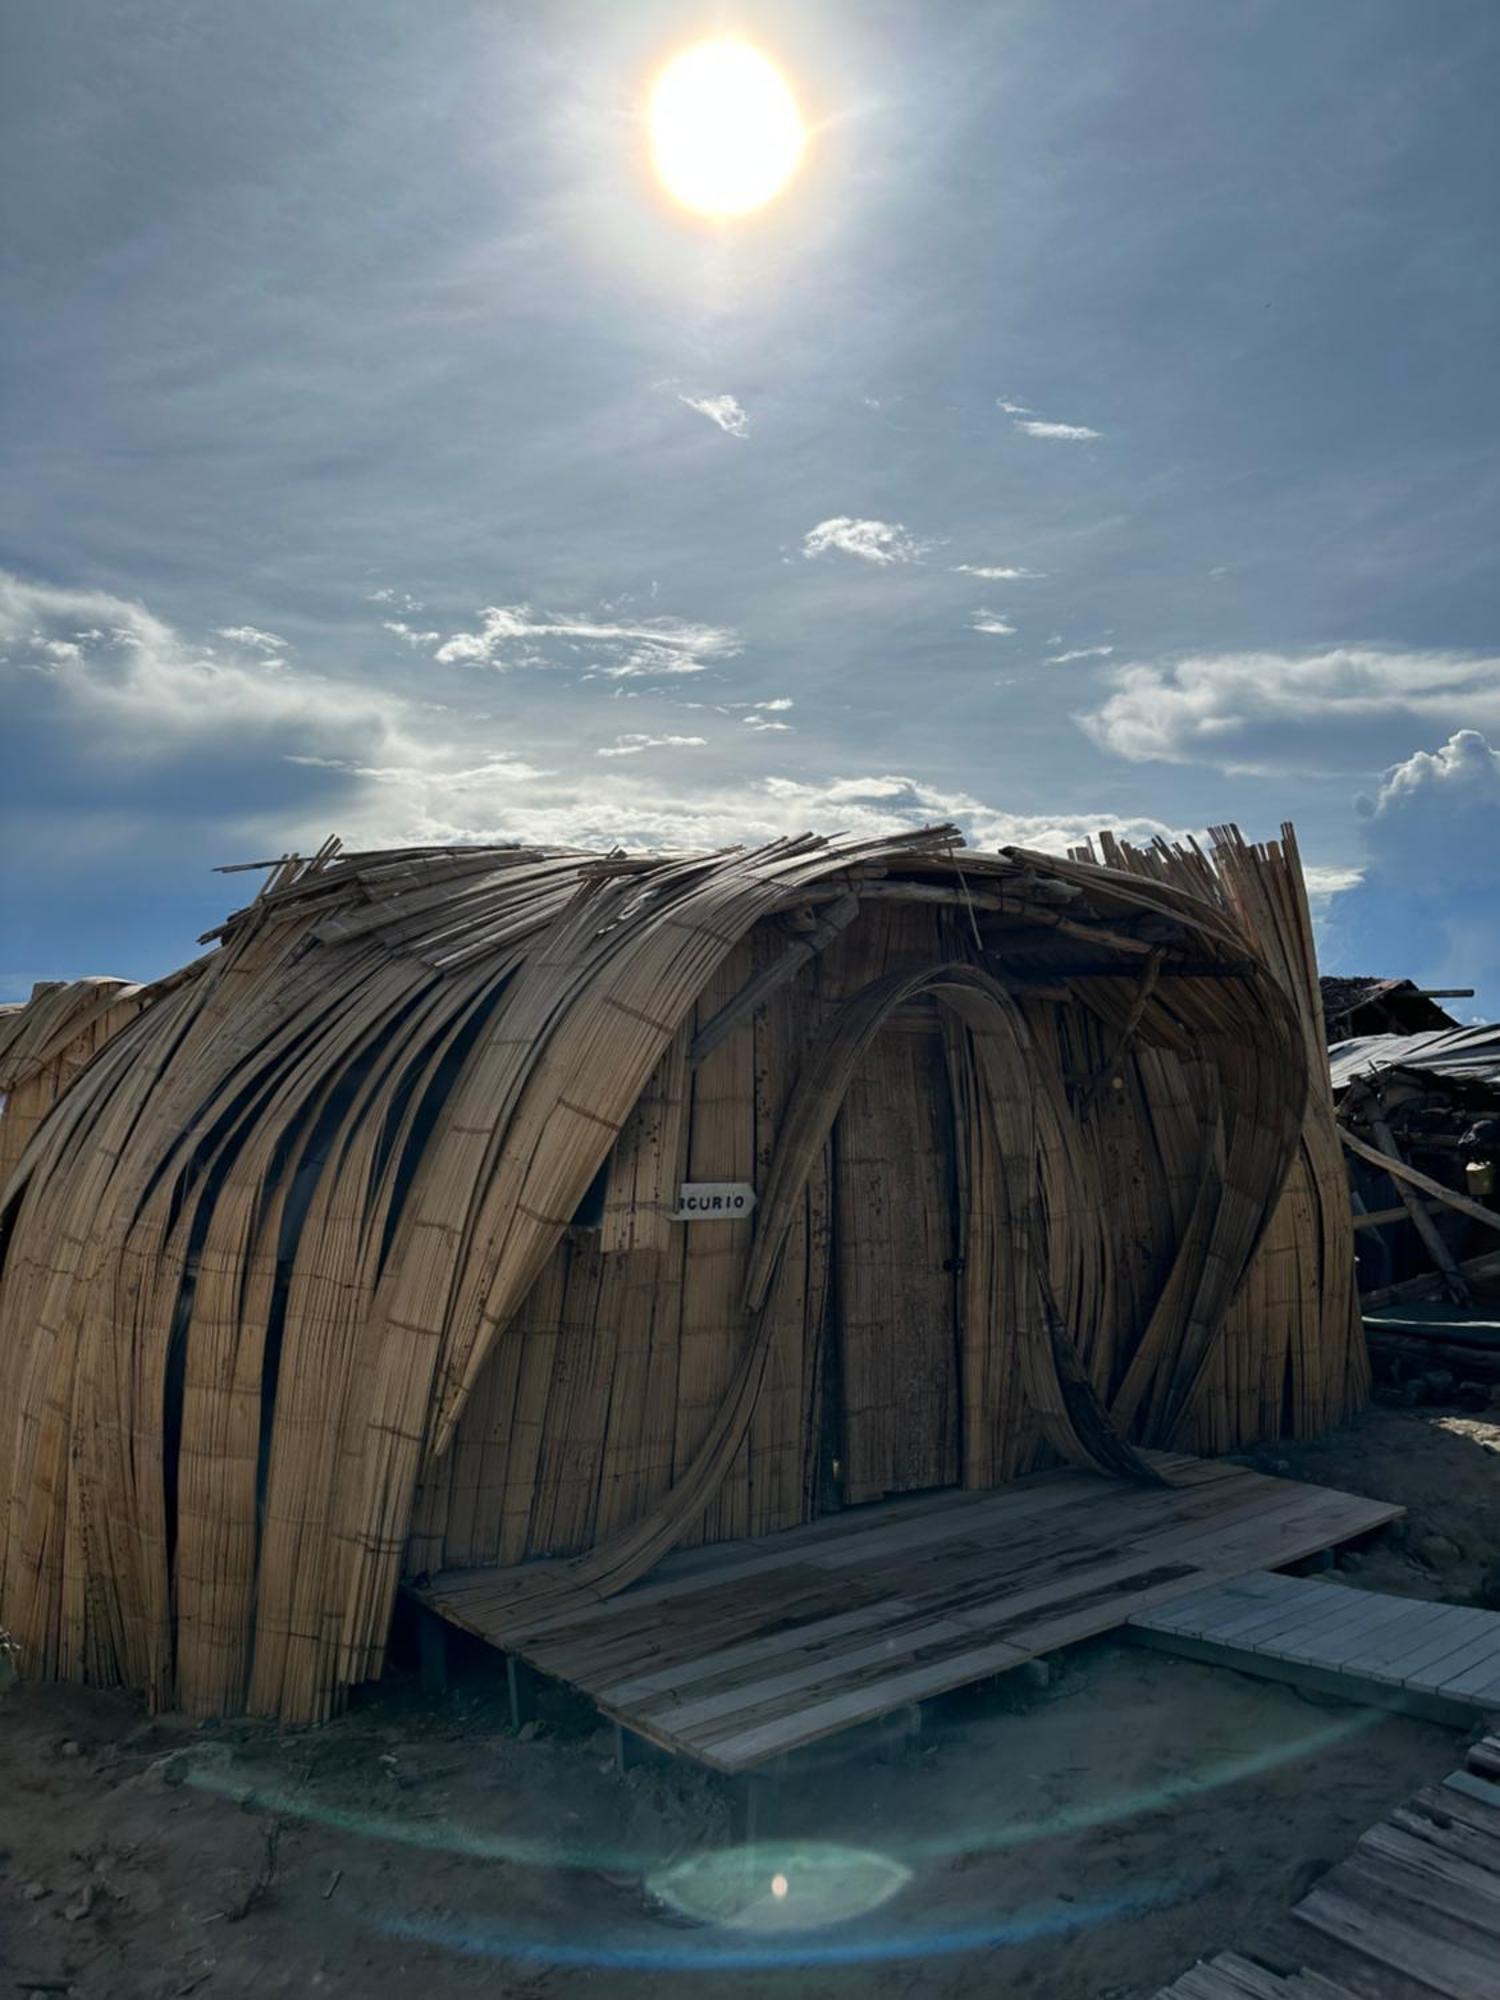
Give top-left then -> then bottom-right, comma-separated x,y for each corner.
0,978 -> 147,1188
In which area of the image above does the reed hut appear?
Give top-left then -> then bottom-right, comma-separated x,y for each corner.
0,823 -> 1366,1725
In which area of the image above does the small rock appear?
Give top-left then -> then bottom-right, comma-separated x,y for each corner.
1336,1549 -> 1364,1572
154,1750 -> 190,1788
20,1878 -> 48,1901
1271,1459 -> 1292,1477
517,1719 -> 541,1743
58,1738 -> 82,1759
1416,1532 -> 1462,1570
583,1726 -> 616,1757
1423,1369 -> 1456,1399
63,1881 -> 97,1922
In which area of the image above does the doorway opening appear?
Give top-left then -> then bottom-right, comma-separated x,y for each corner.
822,1002 -> 963,1510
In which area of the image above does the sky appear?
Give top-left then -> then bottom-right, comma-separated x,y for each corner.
3,0 -> 1498,1007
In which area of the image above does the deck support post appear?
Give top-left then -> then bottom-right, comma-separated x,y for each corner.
613,1722 -> 654,1773
418,1608 -> 449,1696
506,1653 -> 540,1732
729,1756 -> 790,1844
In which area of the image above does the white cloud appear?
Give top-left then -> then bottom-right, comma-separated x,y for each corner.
368,588 -> 426,611
1375,728 -> 1500,814
433,604 -> 741,679
383,620 -> 441,647
1303,864 -> 1364,895
0,574 -> 398,754
997,398 -> 1102,441
1324,730 -> 1500,1007
215,624 -> 286,654
346,765 -> 1188,860
1079,646 -> 1500,775
740,697 -> 794,733
1015,419 -> 1102,442
596,733 -> 707,758
2,573 -> 1212,976
971,611 -> 1017,636
754,775 -> 1182,857
952,564 -> 1046,580
1048,645 -> 1115,665
801,517 -> 927,566
678,392 -> 749,438
0,570 -> 555,864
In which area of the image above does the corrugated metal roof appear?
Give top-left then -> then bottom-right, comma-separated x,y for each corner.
1329,1024 -> 1500,1093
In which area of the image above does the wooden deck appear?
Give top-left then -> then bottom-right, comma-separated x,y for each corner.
410,1453 -> 1400,1771
1130,1569 -> 1500,1722
1152,1732 -> 1500,2000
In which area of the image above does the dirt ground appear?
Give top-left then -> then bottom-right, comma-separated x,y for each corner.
3,1406 -> 1496,2000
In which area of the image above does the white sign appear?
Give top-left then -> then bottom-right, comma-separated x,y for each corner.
674,1181 -> 757,1220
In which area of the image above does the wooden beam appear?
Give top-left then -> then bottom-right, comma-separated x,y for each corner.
1361,1246 -> 1500,1309
689,891 -> 861,1067
1352,1198 -> 1472,1232
1345,1099 -> 1472,1305
853,881 -> 1010,911
1342,1123 -> 1500,1240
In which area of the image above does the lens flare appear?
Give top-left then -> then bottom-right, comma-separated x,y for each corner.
649,41 -> 806,217
650,1841 -> 909,1931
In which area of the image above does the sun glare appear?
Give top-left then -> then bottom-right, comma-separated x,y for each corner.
649,40 -> 806,218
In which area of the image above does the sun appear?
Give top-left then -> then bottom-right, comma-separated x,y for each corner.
649,40 -> 806,218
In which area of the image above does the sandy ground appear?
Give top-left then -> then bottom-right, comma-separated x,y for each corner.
3,1407 -> 1495,2000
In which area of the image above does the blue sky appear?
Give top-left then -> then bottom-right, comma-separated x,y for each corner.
3,1 -> 1498,1005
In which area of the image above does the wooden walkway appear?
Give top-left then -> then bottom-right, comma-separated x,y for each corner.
410,1454 -> 1400,1772
1153,1732 -> 1500,2000
1130,1570 -> 1500,1722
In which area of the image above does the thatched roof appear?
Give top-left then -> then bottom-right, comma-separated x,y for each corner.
1320,975 -> 1462,1042
0,824 -> 1363,1722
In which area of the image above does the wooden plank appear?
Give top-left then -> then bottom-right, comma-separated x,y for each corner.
1149,1575 -> 1329,1646
1386,1805 -> 1500,1880
598,1600 -> 906,1705
1289,1595 -> 1439,1672
1357,1825 -> 1500,1925
695,1635 -> 1032,1769
1217,1585 -> 1409,1664
417,1463 -> 1404,1769
1293,1881 -> 1500,1999
1409,1626 -> 1500,1696
1142,1576 -> 1387,1660
1336,1850 -> 1500,1947
1426,1779 -> 1500,1839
